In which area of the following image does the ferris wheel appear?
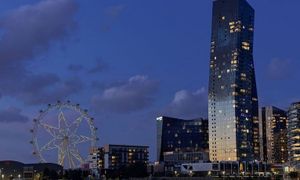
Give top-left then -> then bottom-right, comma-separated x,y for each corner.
30,101 -> 98,169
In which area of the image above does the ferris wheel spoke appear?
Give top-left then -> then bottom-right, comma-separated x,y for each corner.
40,139 -> 57,152
58,111 -> 68,129
58,148 -> 66,166
67,150 -> 76,169
74,135 -> 94,145
70,148 -> 85,163
70,115 -> 84,133
40,123 -> 58,137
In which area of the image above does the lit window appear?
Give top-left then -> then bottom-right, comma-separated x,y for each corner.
242,46 -> 250,50
229,21 -> 242,33
231,84 -> 238,88
242,42 -> 250,50
252,97 -> 258,101
231,60 -> 238,64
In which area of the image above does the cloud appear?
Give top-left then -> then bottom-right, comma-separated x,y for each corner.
91,81 -> 106,90
163,87 -> 208,119
0,107 -> 29,123
17,76 -> 84,105
22,73 -> 60,92
0,0 -> 77,63
88,58 -> 108,74
68,64 -> 84,72
68,58 -> 108,74
92,75 -> 159,113
0,0 -> 79,104
267,58 -> 293,80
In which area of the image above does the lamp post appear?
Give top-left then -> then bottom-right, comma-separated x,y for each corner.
0,168 -> 4,180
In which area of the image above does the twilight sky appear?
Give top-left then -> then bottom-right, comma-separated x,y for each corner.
0,0 -> 300,163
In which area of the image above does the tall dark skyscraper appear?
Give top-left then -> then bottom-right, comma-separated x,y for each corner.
208,0 -> 259,161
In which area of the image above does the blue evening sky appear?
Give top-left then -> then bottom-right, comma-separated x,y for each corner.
0,0 -> 299,163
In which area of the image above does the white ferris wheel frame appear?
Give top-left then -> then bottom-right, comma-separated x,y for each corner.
30,101 -> 98,169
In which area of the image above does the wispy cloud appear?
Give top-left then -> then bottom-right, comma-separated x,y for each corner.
0,0 -> 79,104
162,87 -> 208,119
88,58 -> 108,74
0,107 -> 29,123
92,75 -> 159,113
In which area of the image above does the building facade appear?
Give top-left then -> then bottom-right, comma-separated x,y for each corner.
287,102 -> 300,169
104,144 -> 149,170
180,161 -> 272,177
208,0 -> 259,162
163,151 -> 209,165
156,116 -> 209,162
259,106 -> 288,164
88,147 -> 105,177
89,144 -> 149,171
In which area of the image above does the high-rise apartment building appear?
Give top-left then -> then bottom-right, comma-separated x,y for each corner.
208,0 -> 259,161
259,106 -> 288,164
88,147 -> 105,170
156,116 -> 209,162
287,102 -> 300,169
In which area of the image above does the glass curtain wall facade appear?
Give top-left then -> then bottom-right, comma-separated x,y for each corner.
287,102 -> 300,169
259,106 -> 288,164
156,116 -> 209,162
208,0 -> 259,162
